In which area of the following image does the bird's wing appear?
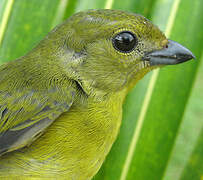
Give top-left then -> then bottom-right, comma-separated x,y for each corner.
0,85 -> 75,156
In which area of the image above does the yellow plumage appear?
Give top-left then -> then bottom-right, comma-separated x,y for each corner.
0,89 -> 126,179
0,9 -> 194,179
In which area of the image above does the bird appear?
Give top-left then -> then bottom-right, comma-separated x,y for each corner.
0,9 -> 195,179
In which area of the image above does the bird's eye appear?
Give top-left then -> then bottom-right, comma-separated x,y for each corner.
112,31 -> 138,53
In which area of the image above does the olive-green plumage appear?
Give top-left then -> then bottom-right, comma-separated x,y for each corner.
0,9 -> 194,179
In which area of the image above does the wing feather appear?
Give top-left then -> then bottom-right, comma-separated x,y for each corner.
0,85 -> 75,156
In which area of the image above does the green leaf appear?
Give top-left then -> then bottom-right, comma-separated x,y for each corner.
76,0 -> 107,11
0,0 -> 69,63
180,129 -> 203,180
164,54 -> 203,180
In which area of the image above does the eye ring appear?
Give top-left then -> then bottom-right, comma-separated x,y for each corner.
112,31 -> 138,53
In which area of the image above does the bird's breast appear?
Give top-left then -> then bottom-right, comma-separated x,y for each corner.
0,89 -> 127,180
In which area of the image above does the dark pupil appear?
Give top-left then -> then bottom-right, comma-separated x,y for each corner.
112,31 -> 137,53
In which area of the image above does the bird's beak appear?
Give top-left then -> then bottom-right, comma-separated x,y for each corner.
142,40 -> 195,66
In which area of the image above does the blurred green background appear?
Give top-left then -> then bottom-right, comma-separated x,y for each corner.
0,0 -> 202,179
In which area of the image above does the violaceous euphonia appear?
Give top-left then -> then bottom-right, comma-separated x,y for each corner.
0,9 -> 195,179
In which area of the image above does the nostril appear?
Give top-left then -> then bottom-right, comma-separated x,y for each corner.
160,39 -> 168,48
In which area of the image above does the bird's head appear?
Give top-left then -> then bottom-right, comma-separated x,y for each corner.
38,9 -> 195,99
